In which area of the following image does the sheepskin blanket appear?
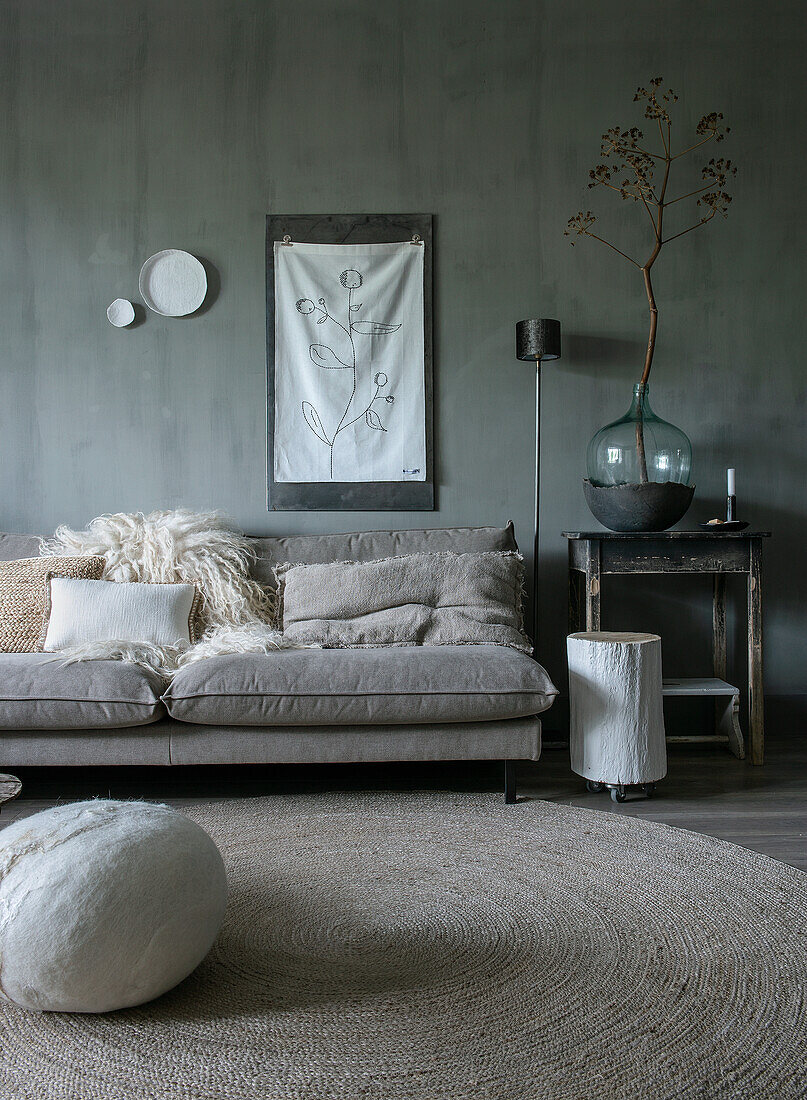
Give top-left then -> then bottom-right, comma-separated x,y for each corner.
40,510 -> 295,675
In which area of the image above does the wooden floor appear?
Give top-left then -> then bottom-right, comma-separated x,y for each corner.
2,729 -> 805,871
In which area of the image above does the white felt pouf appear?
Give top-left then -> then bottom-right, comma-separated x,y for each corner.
0,800 -> 227,1013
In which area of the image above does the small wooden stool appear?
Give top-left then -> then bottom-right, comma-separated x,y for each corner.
567,631 -> 667,802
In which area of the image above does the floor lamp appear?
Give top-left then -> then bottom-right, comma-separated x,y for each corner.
515,318 -> 561,653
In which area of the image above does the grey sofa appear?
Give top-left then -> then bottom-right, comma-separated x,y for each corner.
0,524 -> 557,801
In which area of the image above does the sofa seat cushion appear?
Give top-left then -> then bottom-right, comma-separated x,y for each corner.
0,654 -> 165,729
164,646 -> 558,727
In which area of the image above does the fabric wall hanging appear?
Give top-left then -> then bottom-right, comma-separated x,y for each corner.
266,214 -> 434,511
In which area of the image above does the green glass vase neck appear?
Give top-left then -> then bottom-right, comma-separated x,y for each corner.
628,383 -> 654,417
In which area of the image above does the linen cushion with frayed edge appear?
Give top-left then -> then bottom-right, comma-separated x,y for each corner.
163,646 -> 558,726
0,557 -> 106,653
43,579 -> 202,651
249,523 -> 518,586
0,653 -> 165,729
273,551 -> 531,652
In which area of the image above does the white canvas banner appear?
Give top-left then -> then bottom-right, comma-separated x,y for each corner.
273,241 -> 426,483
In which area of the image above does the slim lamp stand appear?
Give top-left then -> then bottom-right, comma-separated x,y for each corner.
515,319 -> 561,660
532,360 -> 541,655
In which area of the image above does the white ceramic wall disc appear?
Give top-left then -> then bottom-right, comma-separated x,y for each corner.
106,298 -> 136,327
139,250 -> 207,317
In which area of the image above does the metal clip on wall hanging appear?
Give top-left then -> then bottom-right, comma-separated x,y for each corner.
410,234 -> 423,246
281,235 -> 293,246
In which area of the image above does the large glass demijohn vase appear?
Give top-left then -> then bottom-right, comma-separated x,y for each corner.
588,383 -> 691,485
583,383 -> 695,531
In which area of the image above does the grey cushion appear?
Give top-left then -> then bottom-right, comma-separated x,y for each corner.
249,524 -> 518,586
164,646 -> 557,727
0,654 -> 165,729
277,552 -> 530,651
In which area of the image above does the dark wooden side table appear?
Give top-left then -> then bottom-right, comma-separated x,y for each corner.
563,531 -> 771,766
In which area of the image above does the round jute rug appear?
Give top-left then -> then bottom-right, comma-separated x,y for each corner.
1,792 -> 805,1099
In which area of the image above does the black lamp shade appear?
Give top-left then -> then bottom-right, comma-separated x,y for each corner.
516,318 -> 561,362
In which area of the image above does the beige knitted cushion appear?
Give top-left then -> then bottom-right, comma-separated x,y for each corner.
0,557 -> 106,652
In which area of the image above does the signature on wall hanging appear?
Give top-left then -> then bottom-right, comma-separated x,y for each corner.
266,214 -> 434,511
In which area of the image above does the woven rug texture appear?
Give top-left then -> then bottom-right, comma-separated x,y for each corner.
1,792 -> 805,1099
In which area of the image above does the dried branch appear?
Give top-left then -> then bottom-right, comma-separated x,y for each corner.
583,231 -> 642,268
664,183 -> 712,206
565,77 -> 737,483
564,212 -> 641,267
663,209 -> 717,244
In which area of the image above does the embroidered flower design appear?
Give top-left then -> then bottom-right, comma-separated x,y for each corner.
339,269 -> 363,289
296,268 -> 400,478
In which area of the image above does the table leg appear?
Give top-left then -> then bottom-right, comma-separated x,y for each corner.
748,540 -> 764,765
568,551 -> 582,634
712,573 -> 731,740
584,540 -> 601,631
568,568 -> 575,634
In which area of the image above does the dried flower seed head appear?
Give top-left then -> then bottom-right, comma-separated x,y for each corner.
698,190 -> 733,216
588,164 -> 614,188
564,211 -> 596,241
696,112 -> 729,142
702,157 -> 736,186
634,77 -> 678,123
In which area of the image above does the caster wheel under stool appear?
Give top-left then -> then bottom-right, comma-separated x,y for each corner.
587,780 -> 656,802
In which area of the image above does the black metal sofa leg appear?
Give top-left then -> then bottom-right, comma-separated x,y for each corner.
504,760 -> 517,804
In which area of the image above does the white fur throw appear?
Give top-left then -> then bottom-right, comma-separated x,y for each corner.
40,510 -> 297,675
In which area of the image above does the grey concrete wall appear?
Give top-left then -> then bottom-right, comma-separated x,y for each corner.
1,0 -> 804,706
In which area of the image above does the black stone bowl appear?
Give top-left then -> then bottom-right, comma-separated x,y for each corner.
582,479 -> 695,532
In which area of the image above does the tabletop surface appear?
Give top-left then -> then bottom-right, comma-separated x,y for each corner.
562,530 -> 772,540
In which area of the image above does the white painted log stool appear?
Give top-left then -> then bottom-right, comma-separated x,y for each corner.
567,631 -> 667,803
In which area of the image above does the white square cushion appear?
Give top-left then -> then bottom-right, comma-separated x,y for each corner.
44,579 -> 199,650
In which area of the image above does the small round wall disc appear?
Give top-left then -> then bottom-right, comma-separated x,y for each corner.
107,298 -> 136,327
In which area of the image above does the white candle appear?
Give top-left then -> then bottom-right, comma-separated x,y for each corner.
727,468 -> 736,496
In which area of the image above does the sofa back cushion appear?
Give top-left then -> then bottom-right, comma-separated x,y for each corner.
275,549 -> 530,652
0,525 -> 520,602
249,524 -> 518,586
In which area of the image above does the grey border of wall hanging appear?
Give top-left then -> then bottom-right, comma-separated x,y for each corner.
265,213 -> 434,511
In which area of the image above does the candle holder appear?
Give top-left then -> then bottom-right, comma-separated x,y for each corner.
699,471 -> 749,531
698,518 -> 750,531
